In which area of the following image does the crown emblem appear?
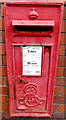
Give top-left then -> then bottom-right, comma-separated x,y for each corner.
29,8 -> 39,20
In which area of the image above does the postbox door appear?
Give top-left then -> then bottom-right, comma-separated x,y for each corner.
14,45 -> 51,112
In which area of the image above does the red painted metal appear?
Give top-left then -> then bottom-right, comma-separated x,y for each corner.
4,2 -> 64,117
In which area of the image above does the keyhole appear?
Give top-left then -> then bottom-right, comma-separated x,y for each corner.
18,79 -> 28,84
19,79 -> 24,83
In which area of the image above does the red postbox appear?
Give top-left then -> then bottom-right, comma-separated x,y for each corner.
4,2 -> 64,117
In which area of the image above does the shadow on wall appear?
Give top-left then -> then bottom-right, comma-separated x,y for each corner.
1,118 -> 66,120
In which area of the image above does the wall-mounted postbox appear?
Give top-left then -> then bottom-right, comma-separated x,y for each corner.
4,2 -> 64,117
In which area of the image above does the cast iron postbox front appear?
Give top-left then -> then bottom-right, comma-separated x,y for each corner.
4,2 -> 64,117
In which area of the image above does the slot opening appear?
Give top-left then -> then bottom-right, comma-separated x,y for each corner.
14,26 -> 53,32
12,20 -> 54,36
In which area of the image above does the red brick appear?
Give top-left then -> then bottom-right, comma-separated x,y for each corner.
0,31 -> 5,42
58,57 -> 66,67
0,67 -> 2,76
0,112 -> 2,119
0,77 -> 3,85
63,6 -> 66,19
62,20 -> 66,33
0,77 -> 8,86
2,55 -> 6,66
3,76 -> 8,86
0,4 -> 2,17
2,67 -> 7,76
54,96 -> 65,104
0,56 -> 2,65
64,68 -> 66,77
0,96 -> 8,103
54,87 -> 60,95
59,45 -> 66,56
2,111 -> 9,118
53,104 -> 59,112
0,18 -> 4,30
0,44 -> 6,55
0,67 -> 7,76
0,104 -> 9,111
57,67 -> 64,77
0,4 -> 3,17
59,104 -> 66,112
52,112 -> 65,118
56,78 -> 66,86
0,87 -> 8,95
62,87 -> 66,95
60,33 -> 66,44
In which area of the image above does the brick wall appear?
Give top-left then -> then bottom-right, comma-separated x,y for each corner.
0,0 -> 66,119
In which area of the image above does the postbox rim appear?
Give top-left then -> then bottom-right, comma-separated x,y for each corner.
4,2 -> 64,6
4,1 -> 64,117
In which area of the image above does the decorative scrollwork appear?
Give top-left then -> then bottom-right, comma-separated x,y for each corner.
19,83 -> 45,107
